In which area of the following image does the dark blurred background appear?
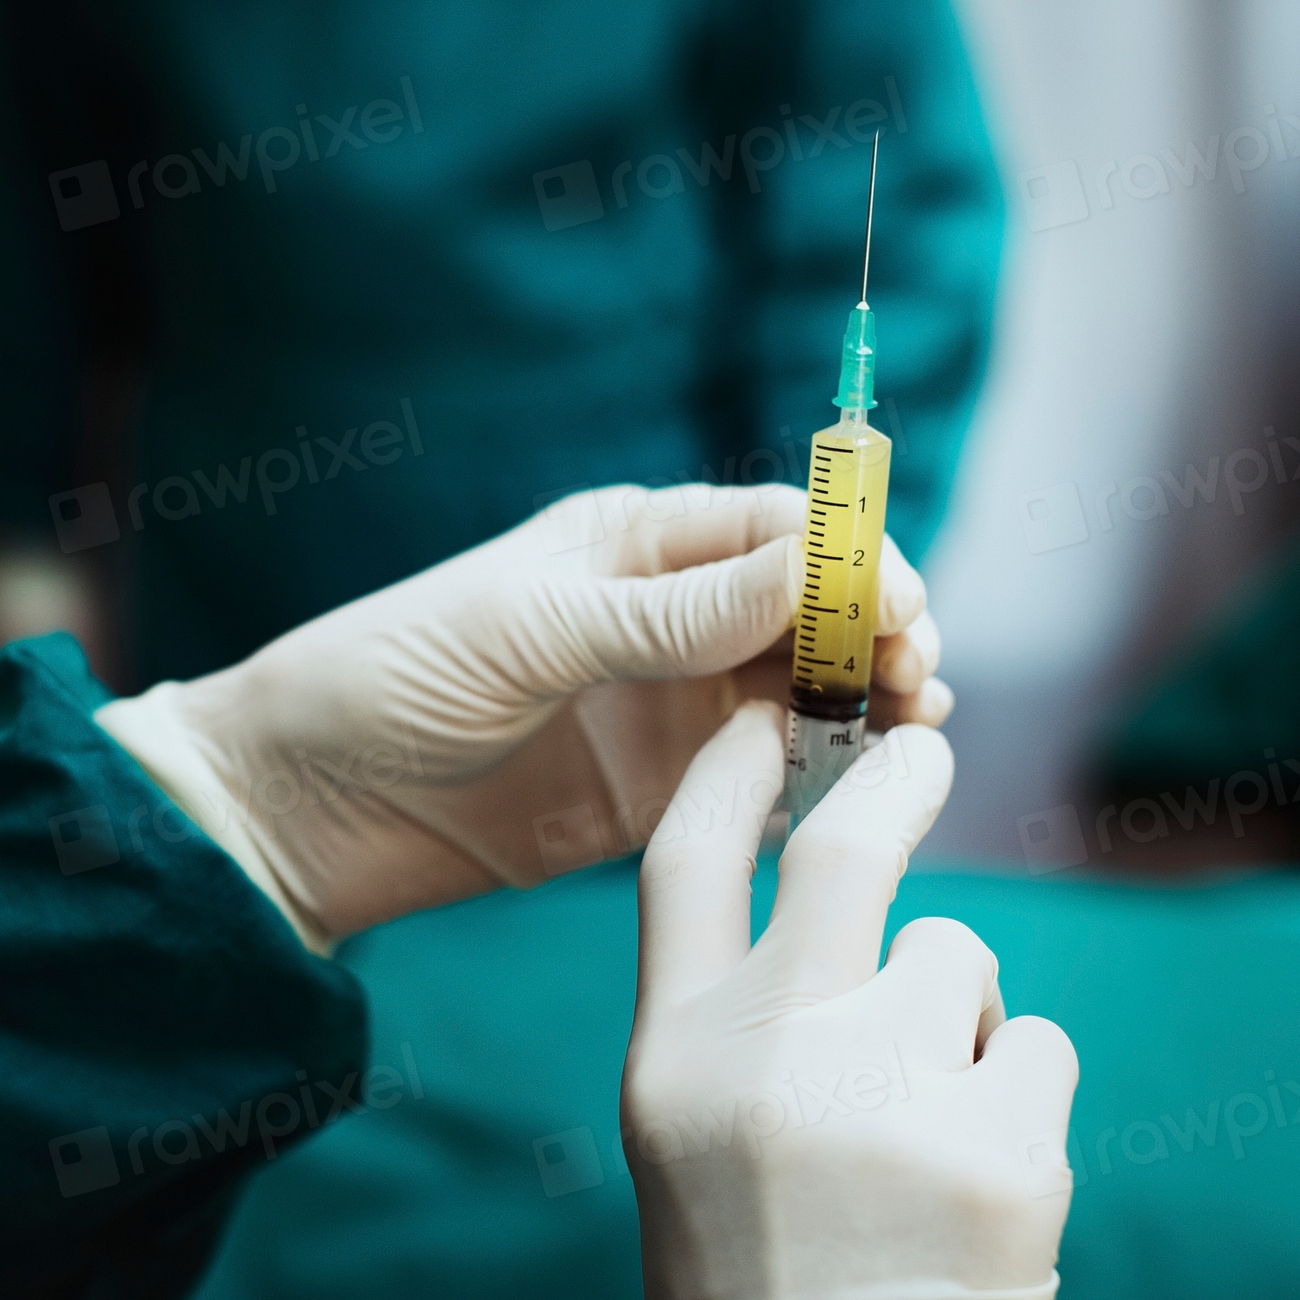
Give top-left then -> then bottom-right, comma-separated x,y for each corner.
5,4 -> 1300,1299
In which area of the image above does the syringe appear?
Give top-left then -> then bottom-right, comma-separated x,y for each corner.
785,132 -> 892,822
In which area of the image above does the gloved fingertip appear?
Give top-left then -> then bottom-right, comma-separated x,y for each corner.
888,722 -> 955,793
729,695 -> 785,734
919,676 -> 955,725
881,576 -> 926,635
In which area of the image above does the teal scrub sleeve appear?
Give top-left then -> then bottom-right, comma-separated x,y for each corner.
0,633 -> 368,1300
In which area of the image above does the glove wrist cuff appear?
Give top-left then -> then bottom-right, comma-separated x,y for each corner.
802,1272 -> 1059,1300
94,686 -> 334,955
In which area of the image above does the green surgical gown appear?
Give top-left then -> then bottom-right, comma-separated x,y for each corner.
0,634 -> 367,1297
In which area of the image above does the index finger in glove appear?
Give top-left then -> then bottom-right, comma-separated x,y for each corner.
750,725 -> 954,1002
599,483 -> 808,576
566,533 -> 803,684
636,699 -> 787,1015
590,487 -> 926,615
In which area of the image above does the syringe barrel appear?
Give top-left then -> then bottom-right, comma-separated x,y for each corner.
784,709 -> 868,821
786,418 -> 891,820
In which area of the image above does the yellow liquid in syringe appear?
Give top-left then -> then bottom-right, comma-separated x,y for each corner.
792,421 -> 892,719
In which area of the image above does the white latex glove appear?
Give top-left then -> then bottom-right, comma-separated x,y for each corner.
95,483 -> 950,948
624,703 -> 1078,1300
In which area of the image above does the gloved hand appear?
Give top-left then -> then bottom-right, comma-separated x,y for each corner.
624,703 -> 1077,1300
95,483 -> 950,948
